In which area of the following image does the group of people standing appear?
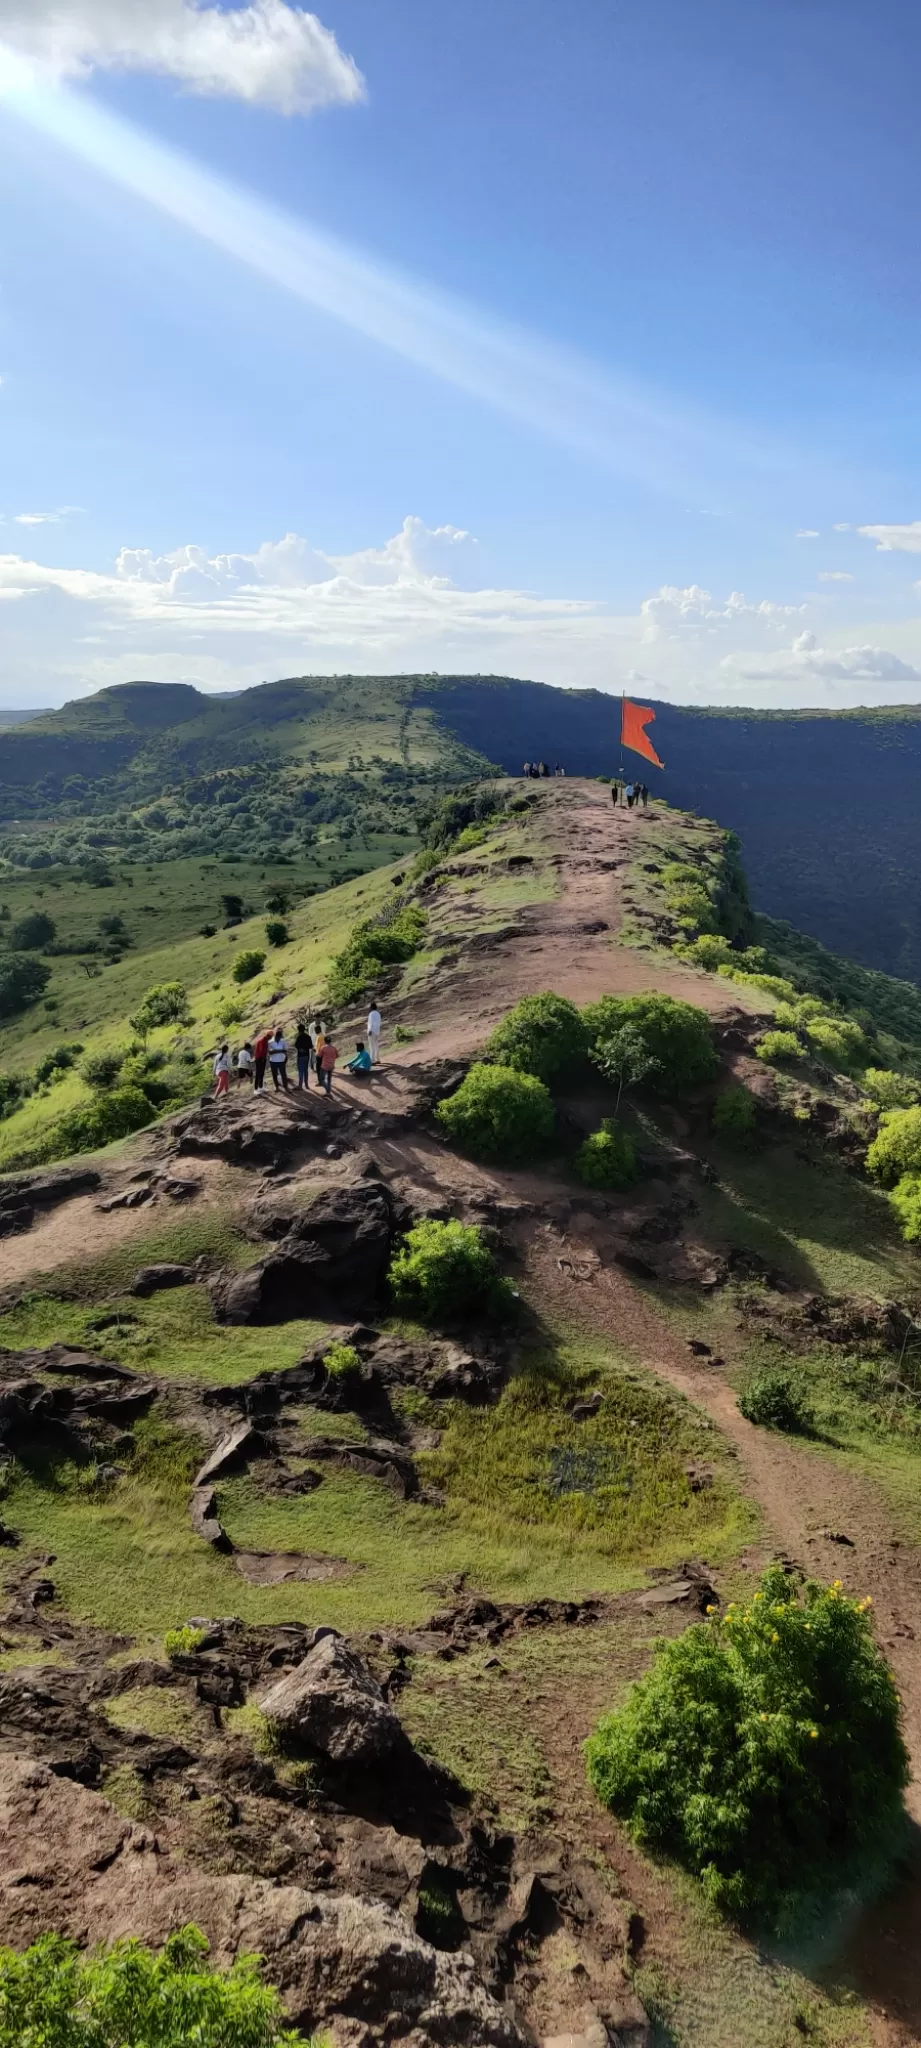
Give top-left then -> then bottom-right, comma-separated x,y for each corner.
612,780 -> 650,809
522,761 -> 566,778
211,1002 -> 383,1101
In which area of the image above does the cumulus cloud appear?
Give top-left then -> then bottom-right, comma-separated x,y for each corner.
816,570 -> 852,582
857,521 -> 921,554
0,0 -> 364,114
724,629 -> 921,683
640,583 -> 804,640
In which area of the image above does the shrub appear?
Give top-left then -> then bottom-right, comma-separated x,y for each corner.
217,996 -> 246,1027
0,1924 -> 305,2046
583,993 -> 718,1096
0,952 -> 51,1017
328,904 -> 426,1004
485,992 -> 588,1081
80,1049 -> 126,1090
863,1068 -> 921,1113
233,949 -> 266,985
720,969 -> 798,1002
666,883 -> 720,934
712,1082 -> 758,1144
220,891 -> 245,921
130,981 -> 189,1037
55,1084 -> 154,1156
867,1105 -> 921,1186
738,1366 -> 813,1434
585,1563 -> 908,1929
34,1042 -> 82,1087
575,1118 -> 636,1189
265,918 -> 290,947
389,1218 -> 510,1322
682,933 -> 734,971
436,1062 -> 554,1162
889,1174 -> 921,1243
393,1024 -> 416,1044
164,1625 -> 207,1659
323,1342 -> 361,1380
265,889 -> 291,914
756,1029 -> 804,1065
804,1015 -> 867,1071
8,909 -> 55,950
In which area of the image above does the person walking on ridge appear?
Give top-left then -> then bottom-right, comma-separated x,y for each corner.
367,998 -> 382,1066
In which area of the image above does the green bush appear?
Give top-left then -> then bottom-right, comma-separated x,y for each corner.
8,910 -> 56,951
719,968 -> 798,1002
889,1174 -> 921,1243
738,1367 -> 813,1434
217,996 -> 246,1027
575,1118 -> 636,1189
130,981 -> 189,1037
164,1625 -> 207,1659
233,949 -> 266,985
583,993 -> 718,1096
681,933 -> 735,971
867,1105 -> 921,1186
0,952 -> 51,1017
55,1084 -> 154,1157
389,1218 -> 510,1322
328,904 -> 426,1004
756,1029 -> 804,1065
0,1924 -> 305,2045
712,1082 -> 758,1144
585,1563 -> 908,1929
323,1342 -> 361,1380
436,1062 -> 554,1162
265,918 -> 290,948
80,1049 -> 125,1090
666,883 -> 720,934
863,1068 -> 921,1113
485,992 -> 588,1081
804,1015 -> 867,1071
34,1043 -> 82,1087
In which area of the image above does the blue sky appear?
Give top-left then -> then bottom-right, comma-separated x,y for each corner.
2,0 -> 921,707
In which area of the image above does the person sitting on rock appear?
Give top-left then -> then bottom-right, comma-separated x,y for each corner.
346,1039 -> 372,1074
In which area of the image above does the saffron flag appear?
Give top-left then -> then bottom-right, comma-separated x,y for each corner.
621,697 -> 664,768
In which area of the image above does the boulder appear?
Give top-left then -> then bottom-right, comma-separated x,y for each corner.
212,1183 -> 398,1326
130,1264 -> 193,1297
193,1423 -> 265,1488
0,1759 -> 527,2046
190,1487 -> 232,1550
259,1631 -> 400,1762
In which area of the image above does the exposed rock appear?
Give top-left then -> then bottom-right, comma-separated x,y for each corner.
211,1183 -> 399,1326
234,1551 -> 355,1585
569,1393 -> 603,1421
259,1631 -> 400,1762
0,1166 -> 101,1238
194,1424 -> 266,1489
190,1487 -> 232,1550
130,1263 -> 193,1297
170,1102 -> 295,1168
306,1435 -> 418,1499
0,1760 -> 527,2046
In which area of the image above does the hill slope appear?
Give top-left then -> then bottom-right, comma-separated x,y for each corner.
3,674 -> 921,983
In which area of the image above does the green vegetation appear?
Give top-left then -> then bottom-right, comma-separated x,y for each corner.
164,1625 -> 207,1659
389,1218 -> 509,1322
233,948 -> 266,984
711,1083 -> 758,1144
867,1105 -> 921,1185
8,908 -> 56,949
484,991 -> 587,1081
265,918 -> 290,947
756,1029 -> 805,1065
322,1341 -> 361,1380
0,951 -> 51,1016
0,1926 -> 305,2045
862,1068 -> 920,1111
888,1176 -> 921,1244
327,898 -> 426,1005
585,992 -> 718,1095
737,1366 -> 814,1435
436,1061 -> 555,1162
585,1564 -> 908,1930
574,1117 -> 636,1189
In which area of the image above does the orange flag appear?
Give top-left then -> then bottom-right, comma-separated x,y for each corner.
621,697 -> 663,768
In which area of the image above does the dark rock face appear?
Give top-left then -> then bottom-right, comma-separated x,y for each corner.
212,1183 -> 399,1325
259,1632 -> 400,1763
0,1166 -> 101,1238
130,1264 -> 193,1297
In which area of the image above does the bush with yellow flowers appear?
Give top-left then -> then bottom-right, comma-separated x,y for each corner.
585,1563 -> 907,1928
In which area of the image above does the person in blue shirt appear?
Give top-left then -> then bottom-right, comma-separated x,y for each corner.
346,1040 -> 373,1074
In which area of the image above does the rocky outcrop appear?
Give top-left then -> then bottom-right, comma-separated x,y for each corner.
0,1165 -> 101,1238
211,1183 -> 400,1325
130,1263 -> 194,1296
259,1630 -> 401,1762
193,1423 -> 266,1488
0,1759 -> 527,2046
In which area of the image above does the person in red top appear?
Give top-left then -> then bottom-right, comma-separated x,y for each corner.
317,1037 -> 338,1096
252,1027 -> 270,1093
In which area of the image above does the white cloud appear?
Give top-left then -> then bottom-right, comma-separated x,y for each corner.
640,583 -> 804,640
12,506 -> 81,526
857,521 -> 921,554
833,522 -> 851,532
724,628 -> 921,684
796,528 -> 820,538
816,570 -> 852,582
0,0 -> 364,114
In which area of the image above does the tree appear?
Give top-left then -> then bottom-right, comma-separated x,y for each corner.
583,993 -> 718,1096
0,1924 -> 306,2046
0,953 -> 51,1018
129,981 -> 189,1041
265,918 -> 290,947
485,992 -> 587,1082
591,1022 -> 659,1112
265,889 -> 291,914
233,948 -> 266,984
221,891 -> 245,922
436,1063 -> 555,1163
8,910 -> 55,951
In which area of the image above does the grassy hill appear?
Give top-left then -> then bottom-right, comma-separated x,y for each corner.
4,674 -> 921,984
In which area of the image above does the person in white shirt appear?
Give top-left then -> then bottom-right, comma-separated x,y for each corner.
235,1042 -> 254,1086
268,1026 -> 290,1092
366,1000 -> 382,1065
212,1044 -> 231,1097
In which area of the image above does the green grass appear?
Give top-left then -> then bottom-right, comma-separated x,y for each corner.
102,1683 -> 206,1744
0,1282 -> 327,1388
693,1138 -> 918,1298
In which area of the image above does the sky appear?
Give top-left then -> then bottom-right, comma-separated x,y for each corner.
3,1 -> 921,711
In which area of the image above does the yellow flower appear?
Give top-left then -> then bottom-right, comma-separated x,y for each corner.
771,1631 -> 779,1642
705,1604 -> 717,1614
809,1729 -> 818,1739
